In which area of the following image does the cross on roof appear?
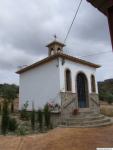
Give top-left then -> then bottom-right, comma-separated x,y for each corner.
53,34 -> 57,41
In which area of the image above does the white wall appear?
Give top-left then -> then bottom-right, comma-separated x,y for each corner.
59,58 -> 98,94
19,56 -> 99,110
19,59 -> 60,110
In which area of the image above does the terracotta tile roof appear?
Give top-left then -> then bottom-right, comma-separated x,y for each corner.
16,53 -> 101,74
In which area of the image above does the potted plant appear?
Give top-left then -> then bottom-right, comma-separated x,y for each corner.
72,108 -> 79,115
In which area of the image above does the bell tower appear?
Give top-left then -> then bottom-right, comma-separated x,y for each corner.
46,38 -> 65,56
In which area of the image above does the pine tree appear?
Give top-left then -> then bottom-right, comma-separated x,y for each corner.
38,109 -> 43,131
44,104 -> 51,129
1,100 -> 9,135
31,103 -> 35,130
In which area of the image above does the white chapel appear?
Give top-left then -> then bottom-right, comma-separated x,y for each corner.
17,40 -> 101,116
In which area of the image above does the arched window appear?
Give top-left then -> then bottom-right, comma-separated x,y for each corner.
65,69 -> 72,91
51,48 -> 54,55
57,47 -> 61,52
91,75 -> 96,93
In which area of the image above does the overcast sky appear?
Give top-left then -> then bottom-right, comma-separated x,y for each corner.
0,0 -> 113,85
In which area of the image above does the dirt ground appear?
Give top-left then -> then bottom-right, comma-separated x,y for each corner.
0,126 -> 113,150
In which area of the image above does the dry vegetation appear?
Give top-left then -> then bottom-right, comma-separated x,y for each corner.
100,103 -> 113,117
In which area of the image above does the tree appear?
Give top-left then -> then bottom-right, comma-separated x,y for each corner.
1,100 -> 9,135
0,84 -> 19,97
1,84 -> 18,113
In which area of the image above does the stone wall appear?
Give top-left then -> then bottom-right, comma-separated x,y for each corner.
60,92 -> 77,118
50,93 -> 100,126
51,112 -> 61,127
89,93 -> 100,113
60,92 -> 100,118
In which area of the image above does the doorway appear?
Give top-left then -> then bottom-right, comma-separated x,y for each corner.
77,73 -> 89,108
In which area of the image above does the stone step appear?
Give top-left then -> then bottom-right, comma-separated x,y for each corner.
64,118 -> 111,126
67,114 -> 104,122
59,121 -> 112,128
72,113 -> 102,118
60,113 -> 113,128
64,117 -> 108,125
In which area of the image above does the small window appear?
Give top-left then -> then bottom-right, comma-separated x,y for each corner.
65,69 -> 72,91
91,75 -> 96,93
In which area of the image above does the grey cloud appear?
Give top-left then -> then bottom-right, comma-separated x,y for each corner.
0,0 -> 112,83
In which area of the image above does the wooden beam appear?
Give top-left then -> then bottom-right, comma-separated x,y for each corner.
87,0 -> 113,15
108,6 -> 113,49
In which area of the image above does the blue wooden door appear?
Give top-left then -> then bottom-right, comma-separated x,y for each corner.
77,73 -> 88,108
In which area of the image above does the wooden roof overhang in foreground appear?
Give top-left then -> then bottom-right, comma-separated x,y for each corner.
87,0 -> 113,49
16,53 -> 100,74
87,0 -> 113,15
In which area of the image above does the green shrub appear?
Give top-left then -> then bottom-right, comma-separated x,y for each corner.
20,101 -> 30,120
106,93 -> 113,104
99,92 -> 106,101
16,124 -> 28,136
37,109 -> 43,131
31,105 -> 35,130
108,98 -> 113,104
1,100 -> 9,135
44,104 -> 51,129
8,117 -> 18,132
20,109 -> 30,120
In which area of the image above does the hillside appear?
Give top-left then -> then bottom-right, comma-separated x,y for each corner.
98,78 -> 113,102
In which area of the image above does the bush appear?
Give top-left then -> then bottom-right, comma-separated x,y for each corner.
105,93 -> 113,104
44,104 -> 51,129
8,117 -> 18,132
1,100 -> 9,135
20,101 -> 30,120
16,124 -> 28,136
37,109 -> 43,131
31,105 -> 35,130
99,92 -> 106,101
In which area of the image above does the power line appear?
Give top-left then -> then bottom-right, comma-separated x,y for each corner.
64,0 -> 83,43
79,50 -> 112,58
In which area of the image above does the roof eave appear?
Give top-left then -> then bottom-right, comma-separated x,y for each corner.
16,53 -> 100,74
46,41 -> 65,47
87,0 -> 113,16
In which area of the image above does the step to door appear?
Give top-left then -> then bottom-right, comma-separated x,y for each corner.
59,121 -> 113,128
67,114 -> 104,121
60,113 -> 113,128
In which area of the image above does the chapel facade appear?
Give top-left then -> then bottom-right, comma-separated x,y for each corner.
17,40 -> 100,118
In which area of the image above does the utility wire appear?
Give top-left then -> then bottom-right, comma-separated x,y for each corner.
79,50 -> 112,58
63,0 -> 112,58
64,0 -> 83,43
